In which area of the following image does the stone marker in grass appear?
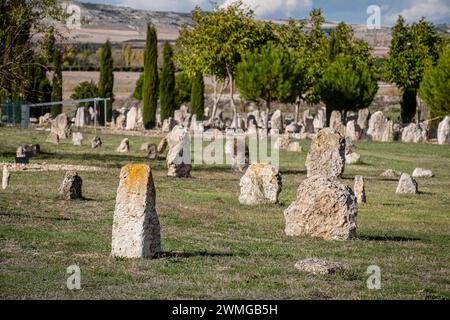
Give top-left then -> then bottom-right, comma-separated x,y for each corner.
396,173 -> 418,194
59,171 -> 83,200
239,163 -> 282,205
116,138 -> 130,153
111,164 -> 161,258
354,175 -> 366,204
2,165 -> 10,190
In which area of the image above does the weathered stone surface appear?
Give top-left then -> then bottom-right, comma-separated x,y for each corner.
396,173 -> 418,194
275,134 -> 290,150
286,141 -> 302,152
157,137 -> 168,154
305,128 -> 345,178
111,164 -> 161,258
329,110 -> 342,131
437,116 -> 450,145
75,107 -> 89,127
147,144 -> 158,160
91,136 -> 102,149
345,152 -> 361,165
313,108 -> 326,131
166,126 -> 192,177
270,109 -> 283,132
115,113 -> 126,129
238,163 -> 282,205
304,117 -> 315,134
284,175 -> 357,240
412,168 -> 433,178
59,171 -> 83,200
162,117 -> 177,133
125,106 -> 143,130
346,120 -> 361,141
231,142 -> 249,172
380,169 -> 402,178
72,132 -> 83,146
46,132 -> 60,144
2,165 -> 10,190
401,123 -> 427,143
354,175 -> 366,204
294,258 -> 349,275
51,113 -> 71,139
357,108 -> 370,131
116,138 -> 130,153
367,111 -> 393,142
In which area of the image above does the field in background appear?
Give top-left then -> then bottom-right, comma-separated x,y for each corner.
0,127 -> 449,299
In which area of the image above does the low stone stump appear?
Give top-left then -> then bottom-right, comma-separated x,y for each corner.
116,138 -> 130,153
239,163 -> 282,205
2,165 -> 10,190
412,168 -> 433,178
91,136 -> 102,149
72,132 -> 83,146
294,258 -> 349,275
59,171 -> 83,200
111,164 -> 161,258
396,173 -> 418,194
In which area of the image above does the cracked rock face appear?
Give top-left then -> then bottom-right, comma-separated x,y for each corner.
396,173 -> 418,194
305,128 -> 345,178
59,171 -> 83,200
367,111 -> 393,142
239,163 -> 282,205
111,164 -> 161,258
284,175 -> 358,240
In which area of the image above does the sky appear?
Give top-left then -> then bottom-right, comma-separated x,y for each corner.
79,0 -> 450,25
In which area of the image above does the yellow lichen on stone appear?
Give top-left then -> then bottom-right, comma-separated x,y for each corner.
122,164 -> 150,193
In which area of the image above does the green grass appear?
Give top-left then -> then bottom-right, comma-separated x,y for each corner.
0,126 -> 449,299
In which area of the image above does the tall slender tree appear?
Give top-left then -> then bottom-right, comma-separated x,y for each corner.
160,42 -> 176,121
51,49 -> 63,117
190,72 -> 205,120
98,39 -> 114,125
142,23 -> 158,129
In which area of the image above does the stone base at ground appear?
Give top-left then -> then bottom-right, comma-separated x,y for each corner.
239,163 -> 282,205
294,258 -> 349,275
396,173 -> 418,194
59,172 -> 83,200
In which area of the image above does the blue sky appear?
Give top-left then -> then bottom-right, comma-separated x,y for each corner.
79,0 -> 450,25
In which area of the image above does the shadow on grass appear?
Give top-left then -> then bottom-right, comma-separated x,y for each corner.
0,211 -> 73,221
158,250 -> 247,259
279,169 -> 307,175
357,234 -> 420,242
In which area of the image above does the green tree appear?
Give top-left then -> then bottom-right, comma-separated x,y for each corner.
383,16 -> 442,123
98,39 -> 114,125
142,24 -> 158,129
190,72 -> 204,120
160,42 -> 176,121
133,73 -> 144,100
71,81 -> 98,109
175,71 -> 191,106
51,49 -> 63,117
317,55 -> 378,125
236,43 -> 306,125
419,46 -> 450,120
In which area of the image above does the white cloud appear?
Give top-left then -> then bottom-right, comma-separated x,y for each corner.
118,0 -> 211,12
385,0 -> 450,24
222,0 -> 313,18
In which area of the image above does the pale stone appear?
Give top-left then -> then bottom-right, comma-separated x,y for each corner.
51,113 -> 71,139
91,136 -> 102,149
111,164 -> 161,258
367,111 -> 393,142
166,126 -> 192,177
285,122 -> 301,133
357,108 -> 370,131
116,138 -> 130,153
346,120 -> 361,141
313,108 -> 326,131
162,117 -> 177,133
72,132 -> 83,146
354,175 -> 366,204
157,137 -> 168,154
284,175 -> 358,240
380,169 -> 402,178
401,123 -> 427,143
412,168 -> 433,178
396,173 -> 418,194
126,106 -> 138,130
115,114 -> 126,129
270,109 -> 283,132
238,163 -> 282,205
329,110 -> 342,131
345,152 -> 361,165
294,258 -> 349,275
286,141 -> 302,152
2,165 -> 10,190
304,117 -> 315,133
74,107 -> 89,127
437,116 -> 450,145
59,171 -> 83,200
46,132 -> 59,144
305,128 -> 345,178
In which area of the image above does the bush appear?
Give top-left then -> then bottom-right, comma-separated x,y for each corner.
71,81 -> 99,109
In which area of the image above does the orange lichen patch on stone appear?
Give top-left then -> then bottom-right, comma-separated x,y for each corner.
122,164 -> 150,193
249,163 -> 268,173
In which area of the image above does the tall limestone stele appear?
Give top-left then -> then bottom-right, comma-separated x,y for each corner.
111,164 -> 161,258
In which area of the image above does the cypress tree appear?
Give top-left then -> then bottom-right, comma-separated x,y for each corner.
190,72 -> 204,120
160,42 -> 175,122
142,24 -> 158,129
51,49 -> 63,117
98,39 -> 114,125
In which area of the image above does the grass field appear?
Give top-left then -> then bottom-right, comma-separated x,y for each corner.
0,127 -> 449,299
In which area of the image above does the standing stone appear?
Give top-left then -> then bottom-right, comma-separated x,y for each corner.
46,132 -> 60,144
111,164 -> 161,258
284,175 -> 358,240
238,163 -> 282,205
357,108 -> 370,131
166,126 -> 192,177
72,132 -> 83,146
412,168 -> 433,178
401,123 -> 427,143
367,111 -> 393,142
116,138 -> 130,153
162,117 -> 177,133
126,106 -> 138,130
329,110 -> 342,131
59,172 -> 83,200
157,137 -> 168,154
2,165 -> 10,190
396,173 -> 418,194
270,109 -> 283,132
354,175 -> 366,204
313,107 -> 326,131
91,136 -> 102,149
74,107 -> 89,127
346,120 -> 361,141
147,144 -> 158,160
437,116 -> 450,145
51,113 -> 71,139
305,128 -> 345,178
115,113 -> 126,129
294,258 -> 349,275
